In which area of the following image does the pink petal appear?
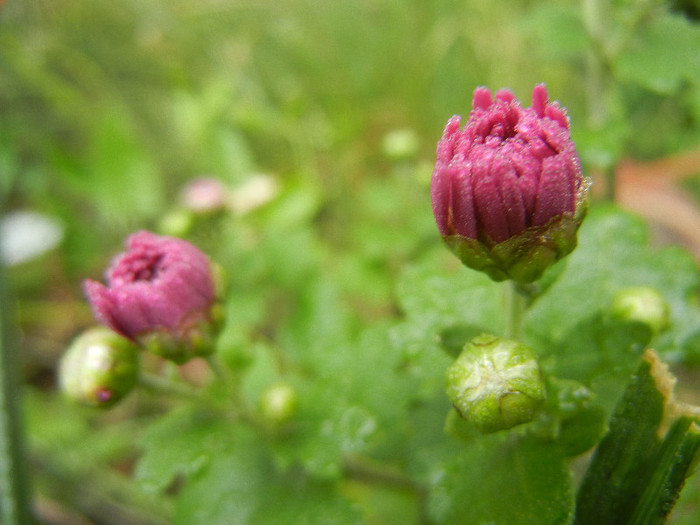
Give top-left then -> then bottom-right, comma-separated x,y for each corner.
531,84 -> 549,118
532,155 -> 576,226
431,164 -> 455,237
83,280 -> 130,338
545,103 -> 569,130
449,167 -> 478,239
472,87 -> 494,111
493,153 -> 526,237
494,89 -> 516,105
472,148 -> 510,243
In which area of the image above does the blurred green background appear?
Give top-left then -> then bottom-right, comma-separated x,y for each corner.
2,0 -> 700,523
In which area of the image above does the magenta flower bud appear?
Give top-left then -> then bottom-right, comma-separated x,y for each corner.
84,231 -> 222,364
431,84 -> 590,283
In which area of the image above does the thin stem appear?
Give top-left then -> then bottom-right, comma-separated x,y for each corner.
582,0 -> 616,200
505,281 -> 526,340
343,454 -> 430,524
0,261 -> 34,523
138,372 -> 203,400
205,354 -> 229,381
343,453 -> 427,499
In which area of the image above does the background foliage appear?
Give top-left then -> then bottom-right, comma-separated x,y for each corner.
2,0 -> 700,523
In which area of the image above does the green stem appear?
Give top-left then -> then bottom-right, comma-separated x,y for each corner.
138,372 -> 203,400
582,0 -> 617,200
0,260 -> 34,523
343,454 -> 428,520
205,354 -> 230,380
505,281 -> 526,340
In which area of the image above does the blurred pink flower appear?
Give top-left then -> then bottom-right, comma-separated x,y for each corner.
84,231 -> 216,345
181,177 -> 228,213
431,84 -> 584,244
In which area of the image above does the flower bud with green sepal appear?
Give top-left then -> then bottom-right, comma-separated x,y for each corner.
431,84 -> 591,283
609,286 -> 670,336
59,327 -> 140,408
446,334 -> 546,433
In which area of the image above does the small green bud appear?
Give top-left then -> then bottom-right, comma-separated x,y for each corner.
158,209 -> 194,238
382,128 -> 420,160
446,334 -> 545,433
59,327 -> 140,408
610,286 -> 670,335
260,382 -> 298,426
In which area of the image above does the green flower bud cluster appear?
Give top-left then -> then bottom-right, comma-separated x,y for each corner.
446,334 -> 546,433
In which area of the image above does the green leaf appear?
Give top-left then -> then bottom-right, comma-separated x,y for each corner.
391,250 -> 504,397
532,378 -> 608,458
273,323 -> 413,479
134,406 -> 236,494
526,205 -> 700,367
173,426 -> 265,525
614,13 -> 700,94
428,434 -> 573,525
85,109 -> 164,225
575,350 -> 700,525
538,313 -> 651,401
519,4 -> 589,60
174,426 -> 361,525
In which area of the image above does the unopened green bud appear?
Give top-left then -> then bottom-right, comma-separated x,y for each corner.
260,382 -> 298,426
610,286 -> 670,335
59,327 -> 140,408
382,128 -> 420,160
446,334 -> 545,433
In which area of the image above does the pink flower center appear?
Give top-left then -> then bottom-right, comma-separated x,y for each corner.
112,251 -> 167,285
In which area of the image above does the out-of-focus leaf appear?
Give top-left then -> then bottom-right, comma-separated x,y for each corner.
134,406 -> 235,494
614,13 -> 700,94
526,205 -> 700,368
174,425 -> 361,525
428,434 -> 573,525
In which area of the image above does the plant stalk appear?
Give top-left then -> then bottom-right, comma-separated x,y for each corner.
505,281 -> 526,340
138,372 -> 203,400
0,259 -> 34,524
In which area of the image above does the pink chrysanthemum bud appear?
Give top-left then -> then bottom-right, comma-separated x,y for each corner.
84,231 -> 223,364
431,84 -> 591,283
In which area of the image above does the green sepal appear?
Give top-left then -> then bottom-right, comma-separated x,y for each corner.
140,305 -> 223,365
444,203 -> 587,284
